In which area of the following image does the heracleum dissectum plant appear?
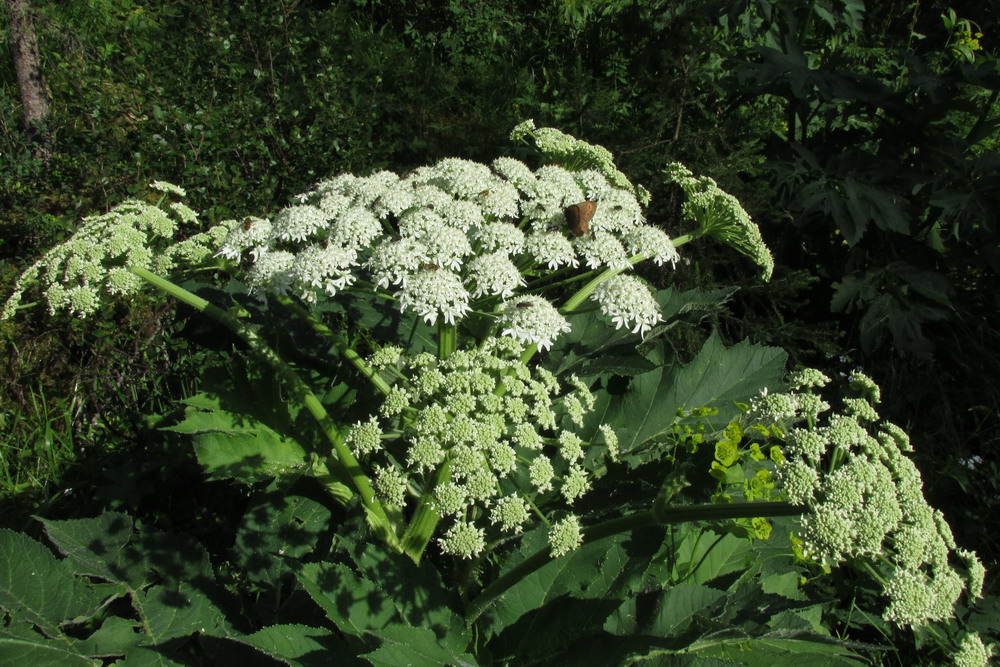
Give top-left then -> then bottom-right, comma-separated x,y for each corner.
350,337 -> 614,559
3,122 -> 991,662
6,122 -> 762,561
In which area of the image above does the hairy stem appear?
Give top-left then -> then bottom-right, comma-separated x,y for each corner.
400,461 -> 453,563
275,296 -> 391,396
129,266 -> 401,550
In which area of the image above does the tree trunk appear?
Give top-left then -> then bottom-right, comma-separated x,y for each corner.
7,0 -> 50,148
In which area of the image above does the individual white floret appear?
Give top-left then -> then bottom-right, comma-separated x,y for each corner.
561,464 -> 591,504
574,169 -> 613,201
439,521 -> 486,559
150,180 -> 187,197
598,424 -> 619,461
216,217 -> 272,261
776,458 -> 820,505
952,633 -> 993,667
406,436 -> 446,473
290,244 -> 358,302
490,495 -> 530,533
169,202 -> 198,224
246,248 -> 296,297
433,483 -> 468,517
491,156 -> 537,193
345,170 -> 399,207
423,225 -> 474,272
374,465 -> 408,508
316,191 -> 352,219
590,188 -> 643,234
365,236 -> 430,289
345,417 -> 383,456
328,206 -> 383,251
475,221 -> 526,255
530,165 -> 586,209
787,367 -> 832,390
528,456 -> 555,493
272,205 -> 329,243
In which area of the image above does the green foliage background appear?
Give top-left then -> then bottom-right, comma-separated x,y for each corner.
1,0 -> 999,661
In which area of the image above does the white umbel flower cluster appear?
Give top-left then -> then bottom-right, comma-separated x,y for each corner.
1,186 -> 232,320
211,125 -> 695,347
747,370 -> 986,632
350,337 -> 616,559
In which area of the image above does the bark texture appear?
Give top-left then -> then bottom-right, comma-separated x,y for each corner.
7,0 -> 50,144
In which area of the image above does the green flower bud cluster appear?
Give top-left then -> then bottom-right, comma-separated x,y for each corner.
664,162 -> 774,281
2,183 -> 233,321
743,369 -> 986,631
344,336 -> 617,559
510,119 -> 651,205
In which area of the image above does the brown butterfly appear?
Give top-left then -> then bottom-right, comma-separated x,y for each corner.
565,201 -> 597,237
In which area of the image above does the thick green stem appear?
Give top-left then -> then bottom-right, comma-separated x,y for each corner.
438,321 -> 457,359
400,461 -> 453,563
129,266 -> 401,550
465,501 -> 804,623
275,296 -> 391,396
670,230 -> 701,248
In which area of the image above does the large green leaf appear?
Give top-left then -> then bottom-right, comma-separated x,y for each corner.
362,624 -> 477,667
321,296 -> 436,354
582,332 -> 786,450
165,389 -> 312,481
295,562 -> 401,638
690,635 -> 871,665
235,624 -> 356,667
651,528 -> 753,588
0,628 -> 95,667
0,529 -> 99,638
482,528 -> 628,638
233,482 -> 332,589
343,539 -> 470,655
604,584 -> 726,638
135,583 -> 228,645
547,286 -> 737,378
163,356 -> 351,482
488,596 -> 622,664
40,512 -> 152,588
